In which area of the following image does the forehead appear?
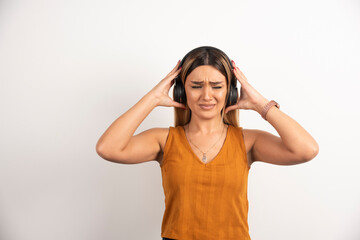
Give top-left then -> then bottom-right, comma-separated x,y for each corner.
186,65 -> 226,83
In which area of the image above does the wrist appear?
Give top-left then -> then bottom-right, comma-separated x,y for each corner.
254,98 -> 269,114
145,91 -> 160,108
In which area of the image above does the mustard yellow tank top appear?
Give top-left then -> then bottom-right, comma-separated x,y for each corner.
160,124 -> 251,240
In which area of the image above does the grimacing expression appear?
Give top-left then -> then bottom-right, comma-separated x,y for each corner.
184,65 -> 228,118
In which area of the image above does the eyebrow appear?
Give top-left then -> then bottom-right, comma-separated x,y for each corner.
190,81 -> 224,85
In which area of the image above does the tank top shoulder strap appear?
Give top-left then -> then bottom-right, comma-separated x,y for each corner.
231,126 -> 249,168
162,126 -> 184,167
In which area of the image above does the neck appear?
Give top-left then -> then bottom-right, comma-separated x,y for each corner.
186,115 -> 226,135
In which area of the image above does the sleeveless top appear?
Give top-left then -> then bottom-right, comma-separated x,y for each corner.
160,124 -> 251,240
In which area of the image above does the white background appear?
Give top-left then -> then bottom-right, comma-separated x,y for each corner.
0,0 -> 359,239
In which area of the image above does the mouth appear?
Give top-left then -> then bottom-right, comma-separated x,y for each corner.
199,104 -> 215,110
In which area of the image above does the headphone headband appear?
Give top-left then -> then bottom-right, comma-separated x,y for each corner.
178,46 -> 234,70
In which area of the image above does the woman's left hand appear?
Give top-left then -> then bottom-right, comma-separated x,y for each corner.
224,60 -> 269,114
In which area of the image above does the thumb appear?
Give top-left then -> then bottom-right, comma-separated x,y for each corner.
224,106 -> 236,114
172,101 -> 186,109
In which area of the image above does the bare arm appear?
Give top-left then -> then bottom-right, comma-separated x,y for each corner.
251,98 -> 319,165
226,61 -> 319,165
95,92 -> 158,158
95,60 -> 185,163
258,98 -> 319,160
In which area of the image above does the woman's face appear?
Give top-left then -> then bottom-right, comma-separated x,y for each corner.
184,65 -> 228,118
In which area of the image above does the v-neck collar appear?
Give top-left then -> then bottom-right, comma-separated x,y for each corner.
181,124 -> 230,166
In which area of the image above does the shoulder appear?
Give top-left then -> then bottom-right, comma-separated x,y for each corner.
239,128 -> 264,153
231,127 -> 255,153
151,127 -> 172,153
150,127 -> 176,166
234,127 -> 259,167
148,126 -> 183,151
241,128 -> 281,165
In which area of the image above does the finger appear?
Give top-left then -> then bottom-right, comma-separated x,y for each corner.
232,60 -> 245,77
167,66 -> 182,81
233,67 -> 247,83
233,68 -> 241,80
167,60 -> 181,76
170,75 -> 180,86
234,66 -> 247,79
231,59 -> 238,69
174,59 -> 181,70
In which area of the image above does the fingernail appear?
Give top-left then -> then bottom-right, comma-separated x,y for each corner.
179,67 -> 182,70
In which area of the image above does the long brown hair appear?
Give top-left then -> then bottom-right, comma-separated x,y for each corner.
173,47 -> 240,128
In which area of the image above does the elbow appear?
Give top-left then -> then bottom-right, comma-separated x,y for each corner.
302,142 -> 319,162
96,143 -> 109,160
96,143 -> 125,164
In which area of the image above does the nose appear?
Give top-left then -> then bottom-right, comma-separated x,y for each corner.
202,85 -> 212,100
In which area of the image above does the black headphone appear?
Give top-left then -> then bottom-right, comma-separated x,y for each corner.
173,46 -> 238,108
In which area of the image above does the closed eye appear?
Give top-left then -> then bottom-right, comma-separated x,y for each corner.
191,86 -> 222,89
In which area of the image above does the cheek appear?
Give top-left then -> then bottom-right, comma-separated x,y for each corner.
185,91 -> 196,100
218,89 -> 228,99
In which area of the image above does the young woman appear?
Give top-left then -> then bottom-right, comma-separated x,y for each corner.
96,46 -> 319,240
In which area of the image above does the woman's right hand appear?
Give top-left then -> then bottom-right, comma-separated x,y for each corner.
150,60 -> 186,109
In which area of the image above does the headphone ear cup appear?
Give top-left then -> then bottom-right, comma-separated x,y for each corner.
174,77 -> 187,105
226,75 -> 239,107
226,86 -> 238,107
226,59 -> 239,107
